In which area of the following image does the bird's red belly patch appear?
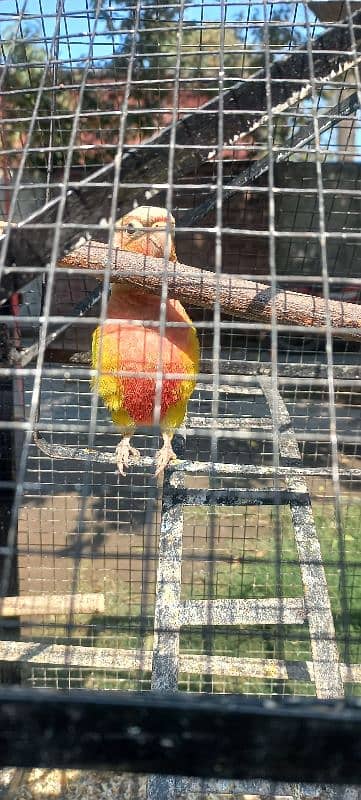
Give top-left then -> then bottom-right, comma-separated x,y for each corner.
122,374 -> 182,424
100,322 -> 196,425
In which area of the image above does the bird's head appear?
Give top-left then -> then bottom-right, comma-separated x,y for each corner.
114,206 -> 176,262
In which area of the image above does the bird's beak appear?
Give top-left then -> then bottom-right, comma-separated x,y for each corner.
150,228 -> 175,257
115,220 -> 176,260
139,225 -> 176,259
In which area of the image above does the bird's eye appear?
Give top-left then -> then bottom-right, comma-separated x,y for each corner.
126,222 -> 136,234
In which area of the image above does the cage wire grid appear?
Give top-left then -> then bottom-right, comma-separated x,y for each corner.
0,0 -> 361,798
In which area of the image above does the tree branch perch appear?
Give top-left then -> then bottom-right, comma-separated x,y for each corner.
58,242 -> 361,342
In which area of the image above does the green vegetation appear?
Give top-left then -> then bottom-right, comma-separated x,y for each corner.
178,499 -> 361,696
1,3 -> 305,176
22,497 -> 361,697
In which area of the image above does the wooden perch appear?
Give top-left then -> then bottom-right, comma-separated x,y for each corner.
58,241 -> 361,342
0,593 -> 104,616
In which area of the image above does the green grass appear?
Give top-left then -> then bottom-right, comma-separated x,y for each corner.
22,498 -> 361,696
178,499 -> 361,695
314,502 -> 361,664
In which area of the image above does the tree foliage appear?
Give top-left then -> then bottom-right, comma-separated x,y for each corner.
1,23 -> 114,171
97,1 -> 305,142
0,4 -> 306,174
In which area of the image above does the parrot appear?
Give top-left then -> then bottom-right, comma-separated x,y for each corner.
91,206 -> 200,476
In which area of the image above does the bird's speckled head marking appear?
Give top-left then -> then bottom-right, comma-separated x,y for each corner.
114,206 -> 177,262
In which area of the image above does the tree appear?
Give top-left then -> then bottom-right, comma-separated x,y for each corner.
0,23 -> 118,173
1,24 -> 50,170
93,1 -> 305,144
0,4 -> 308,177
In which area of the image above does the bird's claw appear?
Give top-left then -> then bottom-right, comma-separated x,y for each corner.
115,439 -> 140,476
154,439 -> 177,477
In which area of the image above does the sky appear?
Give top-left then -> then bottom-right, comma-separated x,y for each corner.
1,0 -> 318,65
1,0 -> 243,63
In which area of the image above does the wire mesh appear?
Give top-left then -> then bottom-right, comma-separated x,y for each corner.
1,0 -> 361,798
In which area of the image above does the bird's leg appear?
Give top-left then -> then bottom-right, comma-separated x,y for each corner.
155,431 -> 177,477
115,434 -> 140,476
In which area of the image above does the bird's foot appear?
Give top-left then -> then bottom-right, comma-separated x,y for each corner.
115,437 -> 140,476
155,433 -> 177,477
